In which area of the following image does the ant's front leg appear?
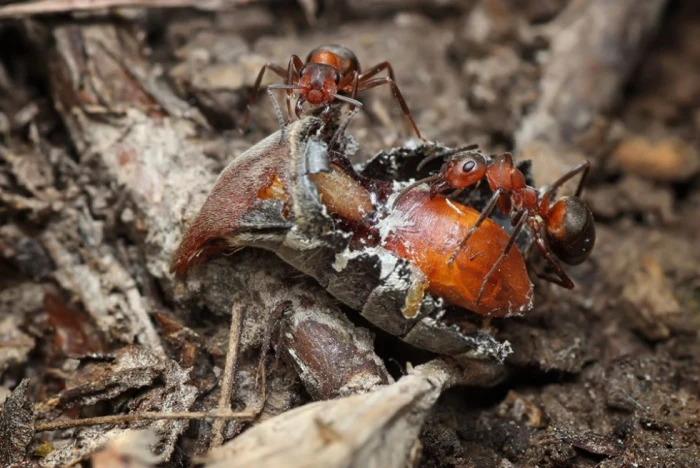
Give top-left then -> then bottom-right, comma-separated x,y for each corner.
475,210 -> 528,304
321,104 -> 333,123
447,188 -> 504,265
285,55 -> 305,124
240,62 -> 288,132
267,84 -> 304,134
295,96 -> 306,120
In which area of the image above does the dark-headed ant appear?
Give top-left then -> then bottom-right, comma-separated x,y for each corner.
394,149 -> 595,300
240,44 -> 423,140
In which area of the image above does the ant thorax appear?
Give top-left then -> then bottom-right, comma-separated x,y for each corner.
510,186 -> 539,213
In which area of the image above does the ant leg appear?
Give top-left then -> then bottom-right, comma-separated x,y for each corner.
449,188 -> 466,199
285,55 -> 305,123
475,211 -> 529,304
357,77 -> 423,140
240,62 -> 288,132
329,103 -> 362,152
338,70 -> 360,101
329,72 -> 362,151
358,61 -> 396,82
295,95 -> 307,119
321,104 -> 333,123
573,161 -> 591,197
448,189 -> 504,265
541,161 -> 591,204
533,232 -> 575,289
266,89 -> 287,141
267,84 -> 304,136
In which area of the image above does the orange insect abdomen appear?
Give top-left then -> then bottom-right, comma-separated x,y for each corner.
382,190 -> 533,317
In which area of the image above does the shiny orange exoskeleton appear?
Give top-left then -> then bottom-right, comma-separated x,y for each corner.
380,189 -> 533,317
394,150 -> 595,295
240,44 -> 422,139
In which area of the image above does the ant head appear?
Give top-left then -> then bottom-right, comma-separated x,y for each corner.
299,64 -> 340,105
545,197 -> 595,265
442,152 -> 487,189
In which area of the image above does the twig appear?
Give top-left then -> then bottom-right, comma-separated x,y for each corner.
35,410 -> 257,432
0,0 -> 232,18
209,300 -> 246,449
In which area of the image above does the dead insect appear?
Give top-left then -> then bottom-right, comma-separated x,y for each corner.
380,189 -> 533,317
172,117 -> 514,367
309,162 -> 533,317
393,149 -> 595,296
240,44 -> 423,140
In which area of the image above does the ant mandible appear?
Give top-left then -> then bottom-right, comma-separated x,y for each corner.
393,149 -> 595,301
240,44 -> 423,140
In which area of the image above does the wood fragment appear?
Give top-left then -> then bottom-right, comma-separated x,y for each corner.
0,0 -> 236,18
210,300 -> 246,449
35,410 -> 258,432
516,0 -> 669,149
0,380 -> 34,466
199,359 -> 463,468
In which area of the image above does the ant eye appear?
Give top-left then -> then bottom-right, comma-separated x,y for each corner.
462,161 -> 476,172
299,66 -> 306,76
333,72 -> 340,84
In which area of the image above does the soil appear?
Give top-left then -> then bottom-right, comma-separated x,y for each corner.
0,0 -> 698,467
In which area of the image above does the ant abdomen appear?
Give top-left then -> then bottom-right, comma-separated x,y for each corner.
545,197 -> 596,265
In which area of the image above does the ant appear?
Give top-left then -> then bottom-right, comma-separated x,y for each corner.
239,44 -> 423,141
393,149 -> 595,301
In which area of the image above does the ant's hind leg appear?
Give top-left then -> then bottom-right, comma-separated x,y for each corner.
542,161 -> 591,202
533,232 -> 575,289
328,94 -> 363,152
358,61 -> 396,82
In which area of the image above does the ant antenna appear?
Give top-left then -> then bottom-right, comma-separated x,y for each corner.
391,174 -> 441,209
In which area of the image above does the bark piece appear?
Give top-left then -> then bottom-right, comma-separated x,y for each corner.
516,0 -> 669,149
42,349 -> 198,466
282,299 -> 393,400
0,380 -> 35,466
199,359 -> 463,468
56,345 -> 164,408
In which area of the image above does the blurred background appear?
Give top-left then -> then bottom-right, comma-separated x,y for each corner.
0,0 -> 699,466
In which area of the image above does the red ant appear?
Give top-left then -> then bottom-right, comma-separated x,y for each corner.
239,44 -> 423,140
393,149 -> 595,301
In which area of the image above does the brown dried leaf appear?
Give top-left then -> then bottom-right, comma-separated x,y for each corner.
58,345 -> 164,408
0,380 -> 35,466
44,292 -> 106,357
43,353 -> 198,466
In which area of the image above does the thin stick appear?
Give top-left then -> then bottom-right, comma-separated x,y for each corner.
35,410 -> 257,432
210,300 -> 246,449
0,0 -> 234,18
